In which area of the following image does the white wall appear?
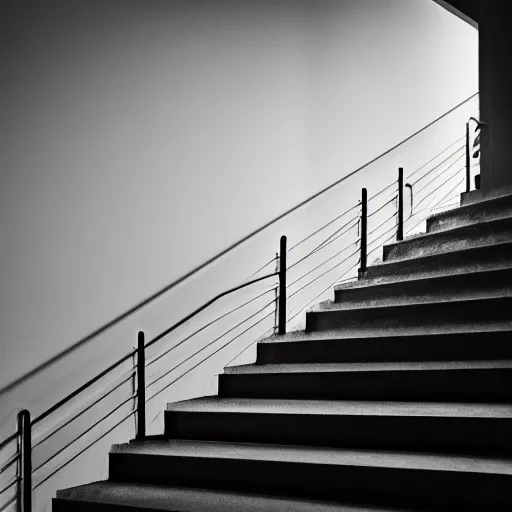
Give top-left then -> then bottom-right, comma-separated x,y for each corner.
0,1 -> 477,510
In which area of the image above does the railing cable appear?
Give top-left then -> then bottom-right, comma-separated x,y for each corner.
146,285 -> 276,369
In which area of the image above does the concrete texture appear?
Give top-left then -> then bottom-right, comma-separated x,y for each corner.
110,439 -> 512,475
166,397 -> 512,418
56,482 -> 412,512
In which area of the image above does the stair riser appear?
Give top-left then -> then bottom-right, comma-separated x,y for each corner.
219,369 -> 512,402
256,333 -> 512,364
427,197 -> 512,234
109,453 -> 512,510
334,269 -> 512,306
305,297 -> 512,332
164,411 -> 512,456
383,221 -> 512,262
364,242 -> 512,282
53,501 -> 170,512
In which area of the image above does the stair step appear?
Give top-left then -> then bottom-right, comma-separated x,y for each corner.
256,331 -> 512,364
305,296 -> 512,332
364,240 -> 512,283
224,360 -> 512,374
108,440 -> 512,510
166,397 -> 512,416
383,216 -> 512,262
219,361 -> 512,402
427,191 -> 512,234
333,267 -> 512,307
164,398 -> 512,455
54,482 -> 410,512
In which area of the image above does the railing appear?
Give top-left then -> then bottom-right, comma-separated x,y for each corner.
0,92 -> 481,512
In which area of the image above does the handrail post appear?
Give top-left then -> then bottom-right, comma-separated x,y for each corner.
465,121 -> 471,193
136,331 -> 146,441
18,410 -> 32,512
278,236 -> 287,335
358,188 -> 368,279
397,167 -> 404,242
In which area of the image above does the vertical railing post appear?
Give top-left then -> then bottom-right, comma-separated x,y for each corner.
358,188 -> 367,279
397,167 -> 404,242
17,410 -> 31,512
465,121 -> 471,193
136,331 -> 146,441
278,236 -> 287,335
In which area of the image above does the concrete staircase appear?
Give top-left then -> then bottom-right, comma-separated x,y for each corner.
53,192 -> 512,511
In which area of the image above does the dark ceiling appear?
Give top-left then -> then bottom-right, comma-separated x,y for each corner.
433,0 -> 480,27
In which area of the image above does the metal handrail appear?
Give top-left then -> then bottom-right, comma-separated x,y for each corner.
0,91 -> 480,399
0,91 -> 480,512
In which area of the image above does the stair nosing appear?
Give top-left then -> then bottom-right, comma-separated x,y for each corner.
222,360 -> 512,375
368,239 -> 512,272
334,265 -> 512,293
388,214 -> 512,250
110,440 -> 512,475
308,293 -> 512,314
165,398 -> 512,418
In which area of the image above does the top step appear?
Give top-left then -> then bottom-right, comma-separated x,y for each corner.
427,191 -> 512,234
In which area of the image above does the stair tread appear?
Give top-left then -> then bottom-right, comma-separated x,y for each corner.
166,398 -> 512,418
110,440 -> 512,475
333,266 -> 512,292
428,190 -> 512,226
258,329 -> 512,345
309,295 -> 512,313
56,482 -> 409,511
224,360 -> 512,375
370,239 -> 512,271
386,214 -> 512,248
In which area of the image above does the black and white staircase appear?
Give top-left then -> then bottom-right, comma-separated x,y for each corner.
53,192 -> 512,511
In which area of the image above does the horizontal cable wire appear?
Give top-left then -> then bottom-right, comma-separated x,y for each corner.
288,236 -> 361,290
367,181 -> 397,203
288,203 -> 360,253
409,145 -> 465,188
0,435 -> 17,455
306,218 -> 360,259
147,311 -> 274,404
145,272 -> 277,350
367,232 -> 398,260
243,256 -> 277,283
368,195 -> 397,219
146,299 -> 276,391
32,393 -> 136,474
426,175 -> 466,215
33,410 -> 135,491
414,165 -> 465,212
288,217 -> 395,309
406,136 -> 465,182
0,495 -> 17,512
32,370 -> 135,450
410,194 -> 460,219
146,285 -> 277,370
288,245 -> 360,301
287,259 -> 361,324
406,176 -> 465,235
412,152 -> 465,197
368,222 -> 399,248
31,349 -> 136,428
288,216 -> 359,271
0,478 -> 17,498
226,325 -> 275,367
0,454 -> 18,477
306,215 -> 360,256
368,212 -> 397,238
